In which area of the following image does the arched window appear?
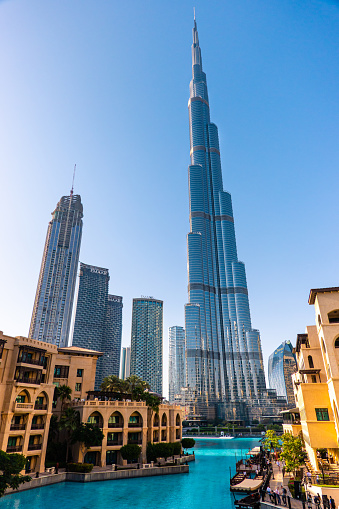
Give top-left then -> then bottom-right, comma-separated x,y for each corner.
335,338 -> 339,349
328,310 -> 339,324
308,356 -> 314,369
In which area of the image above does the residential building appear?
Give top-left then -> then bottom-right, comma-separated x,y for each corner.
29,194 -> 83,348
130,298 -> 163,394
71,263 -> 123,389
0,330 -> 101,473
268,341 -> 297,406
168,326 -> 185,404
184,19 -> 266,421
120,347 -> 131,380
283,287 -> 339,471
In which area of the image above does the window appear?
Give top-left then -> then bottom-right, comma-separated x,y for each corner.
76,369 -> 83,378
16,395 -> 25,403
54,365 -> 69,378
311,375 -> 317,383
308,356 -> 314,369
75,383 -> 82,392
8,437 -> 17,447
335,338 -> 339,349
328,310 -> 339,324
316,408 -> 330,421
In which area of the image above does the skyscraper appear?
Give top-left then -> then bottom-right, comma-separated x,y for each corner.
130,297 -> 163,394
168,326 -> 185,404
120,346 -> 131,380
29,194 -> 83,347
268,341 -> 296,407
184,19 -> 266,421
71,263 -> 122,389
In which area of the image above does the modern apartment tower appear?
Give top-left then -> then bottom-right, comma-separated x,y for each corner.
168,326 -> 186,404
120,346 -> 131,380
71,263 -> 123,389
130,298 -> 163,395
29,194 -> 83,347
184,19 -> 266,421
268,341 -> 297,407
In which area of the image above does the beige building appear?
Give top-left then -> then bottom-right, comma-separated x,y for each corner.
0,331 -> 182,473
283,287 -> 339,471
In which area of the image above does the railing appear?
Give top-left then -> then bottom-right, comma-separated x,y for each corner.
15,376 -> 41,385
17,357 -> 46,367
153,438 -> 159,443
34,404 -> 47,410
128,439 -> 142,445
31,423 -> 45,430
71,400 -> 146,407
14,402 -> 34,411
28,443 -> 42,451
128,423 -> 142,428
10,423 -> 26,430
6,445 -> 22,452
108,423 -> 123,428
107,440 -> 123,446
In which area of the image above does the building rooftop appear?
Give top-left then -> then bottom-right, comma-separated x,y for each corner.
308,287 -> 339,305
58,346 -> 103,356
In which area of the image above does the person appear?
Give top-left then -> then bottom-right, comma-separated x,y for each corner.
330,496 -> 336,509
267,486 -> 273,502
307,493 -> 313,509
277,460 -> 280,471
316,474 -> 320,484
275,487 -> 281,505
282,465 -> 286,477
282,486 -> 287,506
314,493 -> 321,508
55,462 -> 59,474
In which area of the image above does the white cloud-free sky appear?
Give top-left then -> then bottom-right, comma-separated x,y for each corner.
1,0 -> 338,397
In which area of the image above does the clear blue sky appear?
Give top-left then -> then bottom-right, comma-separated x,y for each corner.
1,0 -> 338,396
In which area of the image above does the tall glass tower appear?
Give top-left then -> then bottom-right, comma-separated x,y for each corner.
185,19 -> 266,421
29,194 -> 83,347
168,326 -> 185,404
268,341 -> 296,407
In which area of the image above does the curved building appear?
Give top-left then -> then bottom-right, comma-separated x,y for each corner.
184,19 -> 266,421
268,341 -> 296,406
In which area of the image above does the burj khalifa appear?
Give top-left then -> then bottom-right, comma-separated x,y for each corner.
184,18 -> 266,421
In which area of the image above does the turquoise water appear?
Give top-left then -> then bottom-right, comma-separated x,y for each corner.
0,438 -> 259,509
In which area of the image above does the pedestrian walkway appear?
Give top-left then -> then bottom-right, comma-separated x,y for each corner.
262,460 -> 303,509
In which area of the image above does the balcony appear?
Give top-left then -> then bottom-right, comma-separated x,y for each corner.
15,376 -> 41,385
108,423 -> 122,428
17,357 -> 46,368
31,423 -> 45,430
28,443 -> 42,451
128,422 -> 142,428
127,439 -> 142,445
10,423 -> 26,431
34,404 -> 47,411
107,440 -> 123,446
6,445 -> 22,453
13,402 -> 34,412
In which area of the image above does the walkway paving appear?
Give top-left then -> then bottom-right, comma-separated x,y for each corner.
263,460 -> 304,509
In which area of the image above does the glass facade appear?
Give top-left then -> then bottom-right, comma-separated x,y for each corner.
120,346 -> 131,380
29,194 -> 83,347
184,20 -> 266,420
168,326 -> 185,404
71,263 -> 123,389
268,340 -> 297,406
130,298 -> 163,395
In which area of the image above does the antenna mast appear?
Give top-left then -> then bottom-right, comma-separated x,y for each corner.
70,164 -> 76,196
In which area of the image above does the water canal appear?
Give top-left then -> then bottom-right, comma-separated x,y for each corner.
0,438 -> 260,509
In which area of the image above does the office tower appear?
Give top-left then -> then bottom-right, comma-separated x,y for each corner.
29,194 -> 83,347
168,326 -> 185,404
71,263 -> 122,389
120,346 -> 131,380
184,19 -> 266,421
130,297 -> 163,394
268,341 -> 297,407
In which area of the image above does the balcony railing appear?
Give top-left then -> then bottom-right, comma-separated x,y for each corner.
34,404 -> 47,411
31,423 -> 45,430
15,376 -> 41,385
108,423 -> 123,428
14,402 -> 34,412
128,439 -> 142,445
6,445 -> 22,452
107,440 -> 123,446
28,443 -> 42,451
153,438 -> 159,443
128,422 -> 142,428
17,357 -> 46,368
10,424 -> 26,430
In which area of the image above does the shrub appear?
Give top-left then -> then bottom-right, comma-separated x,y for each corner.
67,463 -> 94,473
120,444 -> 141,462
181,438 -> 195,450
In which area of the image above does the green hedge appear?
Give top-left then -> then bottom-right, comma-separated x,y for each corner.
67,463 -> 94,473
147,442 -> 181,462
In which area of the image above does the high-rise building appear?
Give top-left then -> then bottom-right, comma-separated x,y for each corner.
184,19 -> 266,421
268,341 -> 296,407
120,346 -> 131,380
71,263 -> 122,389
29,194 -> 83,347
168,326 -> 185,404
130,297 -> 163,395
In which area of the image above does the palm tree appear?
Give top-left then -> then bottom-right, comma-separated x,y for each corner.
125,375 -> 150,400
101,375 -> 126,393
55,385 -> 72,413
60,408 -> 80,463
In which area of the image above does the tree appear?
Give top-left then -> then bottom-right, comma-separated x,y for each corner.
55,385 -> 72,413
71,423 -> 104,463
60,408 -> 80,463
262,430 -> 280,452
280,433 -> 307,477
181,438 -> 195,452
120,444 -> 142,463
143,393 -> 161,413
125,375 -> 150,400
100,375 -> 128,394
0,451 -> 31,497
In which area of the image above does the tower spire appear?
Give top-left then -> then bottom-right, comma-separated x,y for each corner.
70,164 -> 76,197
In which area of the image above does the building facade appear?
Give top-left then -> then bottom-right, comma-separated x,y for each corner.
283,287 -> 339,472
29,194 -> 83,348
71,263 -> 123,389
130,298 -> 163,395
184,19 -> 266,421
168,326 -> 185,404
120,346 -> 131,380
268,341 -> 297,406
